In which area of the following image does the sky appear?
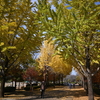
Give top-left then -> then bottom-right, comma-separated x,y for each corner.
71,69 -> 77,75
31,0 -> 37,3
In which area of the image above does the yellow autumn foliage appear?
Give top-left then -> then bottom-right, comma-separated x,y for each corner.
37,38 -> 72,75
50,54 -> 72,75
37,38 -> 55,70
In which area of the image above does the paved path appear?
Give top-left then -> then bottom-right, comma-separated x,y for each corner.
1,86 -> 100,100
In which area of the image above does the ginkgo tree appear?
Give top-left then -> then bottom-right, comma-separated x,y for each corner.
50,54 -> 72,85
37,38 -> 55,82
37,38 -> 72,85
50,54 -> 72,76
0,0 -> 43,97
36,0 -> 100,100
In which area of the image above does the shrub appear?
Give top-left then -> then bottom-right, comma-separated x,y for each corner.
24,86 -> 30,91
93,83 -> 100,95
24,86 -> 40,91
4,87 -> 16,92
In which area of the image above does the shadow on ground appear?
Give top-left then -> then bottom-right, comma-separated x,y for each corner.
45,89 -> 86,98
4,86 -> 100,100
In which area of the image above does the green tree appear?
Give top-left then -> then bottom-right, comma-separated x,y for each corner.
37,0 -> 100,100
0,0 -> 43,97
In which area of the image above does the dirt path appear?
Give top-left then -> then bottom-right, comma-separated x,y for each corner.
1,85 -> 100,100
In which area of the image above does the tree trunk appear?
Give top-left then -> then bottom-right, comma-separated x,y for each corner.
47,72 -> 49,86
30,81 -> 33,91
18,82 -> 20,89
0,77 -> 5,97
53,73 -> 55,88
12,81 -> 13,87
87,73 -> 94,100
59,74 -> 60,85
83,76 -> 88,95
61,74 -> 63,85
82,76 -> 85,88
15,81 -> 17,90
85,47 -> 94,100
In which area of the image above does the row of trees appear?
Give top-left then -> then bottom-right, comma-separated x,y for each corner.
0,0 -> 100,100
37,39 -> 72,76
23,66 -> 65,90
0,0 -> 43,97
0,0 -> 72,97
36,0 -> 100,100
36,39 -> 72,87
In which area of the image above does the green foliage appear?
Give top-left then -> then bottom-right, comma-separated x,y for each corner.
0,0 -> 43,69
37,0 -> 100,75
37,1 -> 100,99
0,0 -> 43,97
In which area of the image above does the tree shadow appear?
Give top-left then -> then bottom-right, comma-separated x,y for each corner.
44,89 -> 86,98
4,86 -> 100,100
4,89 -> 40,97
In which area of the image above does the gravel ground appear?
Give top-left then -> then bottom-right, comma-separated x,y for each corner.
1,85 -> 100,100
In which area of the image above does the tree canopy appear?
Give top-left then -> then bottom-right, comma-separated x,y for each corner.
0,0 -> 43,77
0,0 -> 43,97
37,38 -> 72,75
36,0 -> 100,100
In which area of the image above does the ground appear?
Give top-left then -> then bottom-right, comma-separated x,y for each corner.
1,85 -> 100,100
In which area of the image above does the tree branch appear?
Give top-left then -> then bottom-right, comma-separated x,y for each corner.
91,67 -> 100,76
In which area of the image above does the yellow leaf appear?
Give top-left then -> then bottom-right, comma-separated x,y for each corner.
0,42 -> 4,46
8,31 -> 14,34
1,47 -> 7,52
8,22 -> 17,27
93,60 -> 99,64
7,46 -> 16,49
1,26 -> 8,30
0,66 -> 2,69
1,46 -> 16,52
